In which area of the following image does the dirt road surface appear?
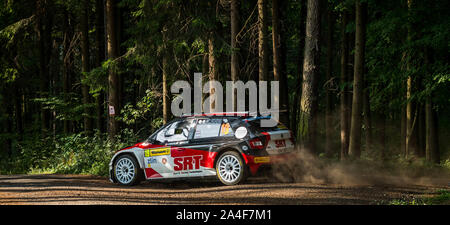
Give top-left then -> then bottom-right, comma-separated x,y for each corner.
0,174 -> 448,205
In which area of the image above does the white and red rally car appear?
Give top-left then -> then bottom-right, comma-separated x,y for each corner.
109,112 -> 295,186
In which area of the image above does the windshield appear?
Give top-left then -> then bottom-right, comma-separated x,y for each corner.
147,118 -> 195,144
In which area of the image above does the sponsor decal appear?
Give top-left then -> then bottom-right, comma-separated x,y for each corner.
254,157 -> 270,164
235,127 -> 247,139
145,147 -> 171,157
275,140 -> 286,148
174,155 -> 203,171
147,157 -> 157,168
221,123 -> 230,135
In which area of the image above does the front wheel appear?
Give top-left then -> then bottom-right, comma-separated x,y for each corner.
113,154 -> 142,186
215,151 -> 247,185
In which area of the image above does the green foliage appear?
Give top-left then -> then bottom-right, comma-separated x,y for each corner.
118,89 -> 160,125
0,130 -> 140,176
386,189 -> 450,205
0,67 -> 18,83
425,190 -> 450,205
33,94 -> 96,122
388,198 -> 425,205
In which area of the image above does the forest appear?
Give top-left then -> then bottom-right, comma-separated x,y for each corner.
0,0 -> 449,176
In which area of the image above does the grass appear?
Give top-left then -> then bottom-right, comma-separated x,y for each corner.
424,189 -> 450,205
385,189 -> 450,205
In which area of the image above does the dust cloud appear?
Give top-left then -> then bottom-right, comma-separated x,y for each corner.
269,149 -> 450,187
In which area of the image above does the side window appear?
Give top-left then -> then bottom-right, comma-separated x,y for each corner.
194,118 -> 222,139
155,119 -> 194,143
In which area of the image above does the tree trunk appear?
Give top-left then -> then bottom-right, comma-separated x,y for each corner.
425,97 -> 439,164
291,0 -> 307,137
400,107 -> 406,155
162,53 -> 169,124
95,0 -> 106,133
424,48 -> 439,164
418,103 -> 426,157
106,0 -> 119,139
379,113 -> 387,161
258,0 -> 269,81
325,4 -> 334,157
230,0 -> 240,100
14,86 -> 23,140
340,11 -> 350,160
405,76 -> 418,158
348,0 -> 367,159
272,0 -> 289,125
208,32 -> 218,112
346,9 -> 354,133
116,4 -> 124,121
298,0 -> 320,153
405,0 -> 418,158
363,74 -> 372,152
36,0 -> 52,134
6,100 -> 13,157
62,10 -> 73,134
81,0 -> 93,133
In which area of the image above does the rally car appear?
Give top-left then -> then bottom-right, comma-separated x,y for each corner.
109,112 -> 296,186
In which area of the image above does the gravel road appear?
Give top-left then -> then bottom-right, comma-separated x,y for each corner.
0,174 -> 448,205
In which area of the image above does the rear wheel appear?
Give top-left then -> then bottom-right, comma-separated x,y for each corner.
215,151 -> 247,185
113,154 -> 142,186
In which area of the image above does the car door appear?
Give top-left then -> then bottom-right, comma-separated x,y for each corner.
184,118 -> 238,171
167,118 -> 222,178
143,119 -> 194,179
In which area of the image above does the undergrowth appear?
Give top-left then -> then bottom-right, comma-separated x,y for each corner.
385,189 -> 450,205
0,129 -> 140,176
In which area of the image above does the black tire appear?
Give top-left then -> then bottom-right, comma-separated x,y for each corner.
113,154 -> 142,186
215,151 -> 247,185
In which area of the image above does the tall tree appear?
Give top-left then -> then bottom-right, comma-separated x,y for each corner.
162,23 -> 170,124
36,0 -> 52,134
230,0 -> 240,110
405,0 -> 418,158
257,0 -> 268,81
348,0 -> 367,159
291,0 -> 307,135
95,0 -> 106,133
424,49 -> 439,164
363,69 -> 372,152
106,0 -> 119,139
325,3 -> 334,157
339,10 -> 350,160
298,0 -> 321,153
272,0 -> 289,125
208,31 -> 219,112
62,9 -> 74,133
80,0 -> 93,133
162,52 -> 169,123
425,96 -> 439,164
